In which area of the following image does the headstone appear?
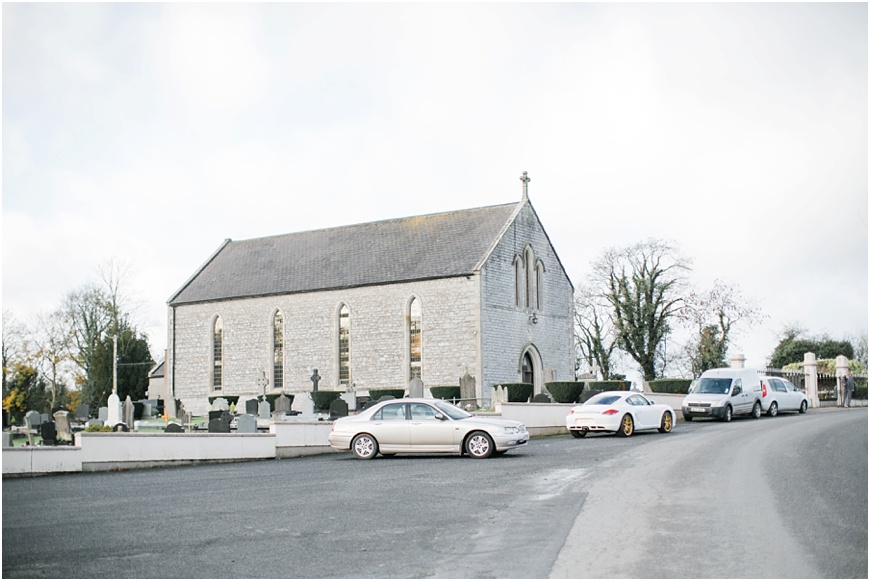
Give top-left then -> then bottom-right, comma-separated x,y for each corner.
174,400 -> 185,420
113,422 -> 129,432
208,418 -> 230,433
2,432 -> 13,447
41,413 -> 51,424
54,410 -> 73,443
75,404 -> 90,421
98,407 -> 109,422
300,393 -> 316,418
107,392 -> 122,427
532,393 -> 551,403
212,397 -> 229,412
409,377 -> 424,398
164,423 -> 183,433
460,372 -> 476,407
236,414 -> 257,433
246,399 -> 260,415
24,411 -> 42,430
310,369 -> 322,392
209,410 -> 225,422
329,397 -> 349,419
123,396 -> 135,429
40,421 -> 57,445
257,371 -> 270,397
258,400 -> 271,421
340,391 -> 357,411
86,419 -> 104,428
273,395 -> 292,416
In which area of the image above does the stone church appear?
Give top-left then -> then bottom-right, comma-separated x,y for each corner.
166,178 -> 575,415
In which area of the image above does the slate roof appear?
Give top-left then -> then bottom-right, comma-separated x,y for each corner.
169,202 -> 521,305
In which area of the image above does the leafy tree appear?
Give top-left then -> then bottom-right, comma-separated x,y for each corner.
769,328 -> 856,368
2,364 -> 50,422
84,326 -> 153,409
574,284 -> 620,379
592,239 -> 691,380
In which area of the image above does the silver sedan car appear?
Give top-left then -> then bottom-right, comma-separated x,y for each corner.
328,398 -> 529,459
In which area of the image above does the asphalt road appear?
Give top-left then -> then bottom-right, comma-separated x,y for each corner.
2,408 -> 866,579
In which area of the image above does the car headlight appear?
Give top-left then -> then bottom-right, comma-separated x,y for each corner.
504,426 -> 520,434
711,400 -> 724,407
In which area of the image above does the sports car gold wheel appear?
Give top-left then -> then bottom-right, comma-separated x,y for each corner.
617,414 -> 634,437
658,412 -> 673,433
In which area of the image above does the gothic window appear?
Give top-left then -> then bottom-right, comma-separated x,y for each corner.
514,255 -> 525,308
522,351 -> 534,385
535,260 -> 545,311
525,246 -> 536,310
338,304 -> 350,387
273,311 -> 284,390
409,297 -> 422,382
212,316 -> 223,391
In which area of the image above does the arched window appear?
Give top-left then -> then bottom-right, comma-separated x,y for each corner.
212,316 -> 223,391
514,255 -> 525,308
535,260 -> 545,311
525,246 -> 536,310
273,311 -> 284,390
409,297 -> 422,381
522,352 -> 534,385
338,304 -> 350,387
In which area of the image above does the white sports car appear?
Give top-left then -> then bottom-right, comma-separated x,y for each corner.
566,391 -> 675,438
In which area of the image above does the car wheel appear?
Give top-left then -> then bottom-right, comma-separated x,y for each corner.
658,412 -> 673,433
351,434 -> 378,460
752,401 -> 762,419
799,400 -> 808,414
466,431 -> 495,459
617,414 -> 634,437
684,414 -> 693,422
570,429 -> 587,439
722,405 -> 733,422
768,402 -> 778,417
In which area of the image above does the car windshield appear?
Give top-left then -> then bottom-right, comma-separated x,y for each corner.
432,400 -> 473,420
695,378 -> 732,394
584,394 -> 622,406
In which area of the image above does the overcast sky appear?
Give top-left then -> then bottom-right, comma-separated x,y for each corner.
3,2 -> 867,377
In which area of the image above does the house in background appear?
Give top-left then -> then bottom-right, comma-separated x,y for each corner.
166,182 -> 575,415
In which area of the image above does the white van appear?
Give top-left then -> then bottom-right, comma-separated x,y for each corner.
681,368 -> 764,422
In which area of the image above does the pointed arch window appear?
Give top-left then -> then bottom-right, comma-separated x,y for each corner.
212,316 -> 223,391
525,246 -> 536,310
338,304 -> 350,387
273,311 -> 284,390
514,255 -> 525,308
535,260 -> 545,311
409,297 -> 422,381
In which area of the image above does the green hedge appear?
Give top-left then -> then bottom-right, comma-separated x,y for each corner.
855,377 -> 868,400
546,382 -> 585,403
369,389 -> 406,401
430,386 -> 461,401
499,383 -> 534,402
310,391 -> 343,411
648,379 -> 693,394
586,380 -> 632,392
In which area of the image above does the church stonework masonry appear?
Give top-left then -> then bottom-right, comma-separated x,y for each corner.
166,176 -> 575,415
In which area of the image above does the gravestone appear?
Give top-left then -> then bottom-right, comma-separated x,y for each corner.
340,391 -> 357,411
41,413 -> 51,424
75,404 -> 90,421
329,397 -> 349,419
246,399 -> 259,415
164,423 -> 183,433
258,400 -> 271,421
208,418 -> 230,433
86,419 -> 104,428
236,414 -> 257,433
273,395 -> 292,416
98,407 -> 109,422
175,400 -> 186,420
460,373 -> 476,406
409,377 -> 424,399
300,394 -> 315,418
24,411 -> 42,430
2,432 -> 13,447
113,422 -> 129,432
532,393 -> 551,403
310,369 -> 322,392
40,421 -> 57,446
123,396 -> 135,430
212,397 -> 229,412
208,410 -> 225,422
107,392 -> 122,427
54,410 -> 73,443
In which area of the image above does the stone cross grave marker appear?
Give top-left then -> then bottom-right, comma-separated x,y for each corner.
236,414 -> 257,433
257,371 -> 269,398
310,369 -> 322,392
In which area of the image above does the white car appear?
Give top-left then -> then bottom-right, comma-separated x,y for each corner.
760,375 -> 809,416
566,391 -> 675,438
328,398 -> 529,459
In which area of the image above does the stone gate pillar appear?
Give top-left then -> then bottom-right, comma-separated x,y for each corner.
729,353 -> 746,369
835,355 -> 850,406
804,352 -> 820,408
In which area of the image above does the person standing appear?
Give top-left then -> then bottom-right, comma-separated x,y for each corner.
841,369 -> 855,408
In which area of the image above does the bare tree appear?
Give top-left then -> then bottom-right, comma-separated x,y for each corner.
574,283 -> 619,379
592,239 -> 691,380
32,309 -> 74,410
62,283 -> 113,385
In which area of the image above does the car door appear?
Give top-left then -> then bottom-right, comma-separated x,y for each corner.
731,378 -> 749,414
370,403 -> 411,451
626,394 -> 659,429
781,379 -> 800,411
408,402 -> 457,451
